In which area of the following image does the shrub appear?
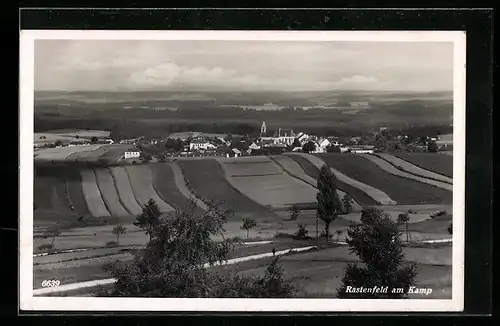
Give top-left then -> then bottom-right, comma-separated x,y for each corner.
289,205 -> 300,221
106,241 -> 118,247
294,224 -> 309,240
430,210 -> 447,219
37,243 -> 54,252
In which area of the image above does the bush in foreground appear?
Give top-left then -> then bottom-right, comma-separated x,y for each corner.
337,208 -> 417,299
101,200 -> 297,298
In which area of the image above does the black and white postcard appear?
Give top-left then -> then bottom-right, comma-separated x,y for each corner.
19,30 -> 466,312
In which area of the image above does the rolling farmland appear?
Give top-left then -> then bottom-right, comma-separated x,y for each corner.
217,156 -> 318,210
285,153 -> 379,207
124,165 -> 175,212
391,153 -> 453,178
316,153 -> 453,205
150,162 -> 206,212
63,168 -> 91,217
94,168 -> 130,216
371,153 -> 453,184
108,167 -> 143,215
35,145 -> 105,162
289,153 -> 396,205
176,158 -> 276,220
359,154 -> 453,191
269,155 -> 362,211
79,169 -> 111,217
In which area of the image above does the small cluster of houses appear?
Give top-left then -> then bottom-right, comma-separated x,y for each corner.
157,121 -> 377,157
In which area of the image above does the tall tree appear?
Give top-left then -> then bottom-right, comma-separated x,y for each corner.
337,208 -> 417,298
316,165 -> 342,243
134,199 -> 162,241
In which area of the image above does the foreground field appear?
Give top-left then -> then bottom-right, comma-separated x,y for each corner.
391,153 -> 453,178
316,153 -> 453,205
176,158 -> 276,220
33,241 -> 452,299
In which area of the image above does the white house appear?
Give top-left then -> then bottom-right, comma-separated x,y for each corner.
318,138 -> 331,151
189,139 -> 216,151
124,151 -> 140,159
248,142 -> 261,150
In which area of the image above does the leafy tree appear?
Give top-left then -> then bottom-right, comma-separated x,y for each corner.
427,141 -> 438,153
397,212 -> 411,243
112,224 -> 127,245
341,194 -> 353,214
337,208 -> 417,298
54,140 -> 63,147
134,199 -> 162,241
44,225 -> 61,245
302,141 -> 316,153
289,204 -> 300,221
448,223 -> 453,235
90,136 -> 98,143
316,165 -> 342,243
101,202 -> 296,298
241,218 -> 257,239
292,138 -> 301,148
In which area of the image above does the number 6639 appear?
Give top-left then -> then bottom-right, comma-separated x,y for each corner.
41,280 -> 60,287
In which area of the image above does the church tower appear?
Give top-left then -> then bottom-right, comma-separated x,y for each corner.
260,121 -> 267,136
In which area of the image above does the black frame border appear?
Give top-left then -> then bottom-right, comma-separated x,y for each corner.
14,8 -> 493,319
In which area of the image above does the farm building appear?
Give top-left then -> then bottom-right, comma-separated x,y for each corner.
350,145 -> 375,154
124,151 -> 140,159
189,139 -> 216,151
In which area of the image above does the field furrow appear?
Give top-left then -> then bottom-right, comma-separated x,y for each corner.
373,153 -> 453,184
391,153 -> 453,178
108,167 -> 143,215
269,155 -> 361,211
124,165 -> 175,212
316,153 -> 452,205
64,169 -> 91,217
153,162 -> 208,211
285,153 -> 379,207
94,168 -> 130,216
79,169 -> 111,217
359,154 -> 453,191
177,158 -> 276,220
291,153 -> 396,205
216,157 -> 318,210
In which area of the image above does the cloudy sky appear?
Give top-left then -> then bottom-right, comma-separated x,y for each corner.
35,40 -> 454,92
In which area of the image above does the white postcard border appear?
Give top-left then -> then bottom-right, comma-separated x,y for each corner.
19,30 -> 466,312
